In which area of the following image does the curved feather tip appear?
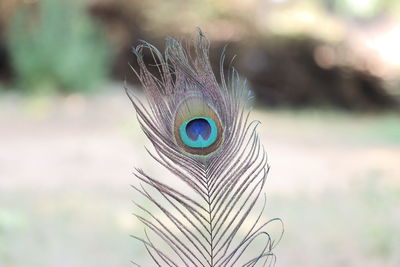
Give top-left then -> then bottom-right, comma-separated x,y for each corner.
126,30 -> 283,267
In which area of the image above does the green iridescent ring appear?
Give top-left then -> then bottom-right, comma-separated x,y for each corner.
179,117 -> 218,148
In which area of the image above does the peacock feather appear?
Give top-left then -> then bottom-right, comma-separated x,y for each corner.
126,30 -> 283,266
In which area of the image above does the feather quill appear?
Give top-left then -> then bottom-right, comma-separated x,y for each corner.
126,30 -> 283,266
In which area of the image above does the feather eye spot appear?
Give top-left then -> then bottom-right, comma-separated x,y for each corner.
173,95 -> 223,155
179,117 -> 217,148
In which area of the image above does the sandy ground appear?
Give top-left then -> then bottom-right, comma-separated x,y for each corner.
1,87 -> 399,266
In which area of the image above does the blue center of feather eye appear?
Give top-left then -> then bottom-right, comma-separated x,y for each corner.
186,119 -> 211,141
179,117 -> 218,148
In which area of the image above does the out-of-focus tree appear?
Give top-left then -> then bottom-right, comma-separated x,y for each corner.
7,0 -> 111,93
326,0 -> 400,20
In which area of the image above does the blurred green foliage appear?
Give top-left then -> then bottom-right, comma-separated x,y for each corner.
7,0 -> 111,94
332,0 -> 400,19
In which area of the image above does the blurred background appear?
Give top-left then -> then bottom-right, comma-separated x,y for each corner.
0,0 -> 399,266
